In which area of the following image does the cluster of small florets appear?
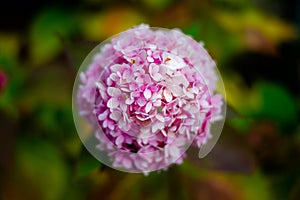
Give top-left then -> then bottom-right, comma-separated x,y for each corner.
77,24 -> 222,173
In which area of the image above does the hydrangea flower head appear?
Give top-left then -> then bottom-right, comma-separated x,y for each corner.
75,24 -> 224,174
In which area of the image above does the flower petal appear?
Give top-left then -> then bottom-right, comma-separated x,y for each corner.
143,89 -> 152,99
95,81 -> 105,90
163,89 -> 173,102
169,145 -> 180,158
137,97 -> 147,106
107,98 -> 119,108
162,52 -> 186,70
110,64 -> 123,72
122,157 -> 132,169
110,110 -> 122,121
107,87 -> 121,97
98,110 -> 109,121
156,114 -> 165,122
115,135 -> 124,146
145,102 -> 152,113
147,56 -> 154,63
152,122 -> 164,133
125,97 -> 134,105
149,63 -> 159,74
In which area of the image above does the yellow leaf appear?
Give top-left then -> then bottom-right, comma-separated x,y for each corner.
80,7 -> 146,41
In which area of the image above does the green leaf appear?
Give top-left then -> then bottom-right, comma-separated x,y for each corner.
29,8 -> 78,66
250,82 -> 298,131
13,137 -> 68,200
76,148 -> 101,178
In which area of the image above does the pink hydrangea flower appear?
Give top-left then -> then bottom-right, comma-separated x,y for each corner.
77,24 -> 223,174
0,69 -> 7,95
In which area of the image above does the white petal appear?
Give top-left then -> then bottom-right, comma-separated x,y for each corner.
149,63 -> 159,74
152,122 -> 164,133
120,87 -> 130,92
156,114 -> 165,122
169,85 -> 184,97
145,102 -> 152,113
147,56 -> 154,63
107,87 -> 121,97
153,99 -> 162,107
169,145 -> 180,158
162,52 -> 186,70
143,89 -> 152,99
177,114 -> 187,119
110,110 -> 122,121
95,81 -> 105,90
136,115 -> 150,121
184,119 -> 195,126
161,129 -> 167,137
147,50 -> 152,56
183,88 -> 194,98
153,73 -> 163,81
163,89 -> 173,102
107,98 -> 119,108
125,98 -> 134,105
110,64 -> 123,72
171,75 -> 189,87
201,100 -> 211,108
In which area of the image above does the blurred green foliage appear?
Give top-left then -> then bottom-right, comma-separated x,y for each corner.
0,0 -> 299,199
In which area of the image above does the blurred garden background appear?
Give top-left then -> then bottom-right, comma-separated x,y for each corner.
0,0 -> 300,199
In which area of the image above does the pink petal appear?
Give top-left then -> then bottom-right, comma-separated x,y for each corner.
136,77 -> 144,84
119,102 -> 127,111
143,89 -> 152,99
107,98 -> 119,108
107,87 -> 121,97
122,157 -> 132,169
110,110 -> 122,121
107,120 -> 115,130
123,70 -> 131,79
115,135 -> 124,146
153,99 -> 162,107
163,89 -> 173,102
129,83 -> 138,91
137,97 -> 147,106
145,102 -> 152,113
98,110 -> 109,121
